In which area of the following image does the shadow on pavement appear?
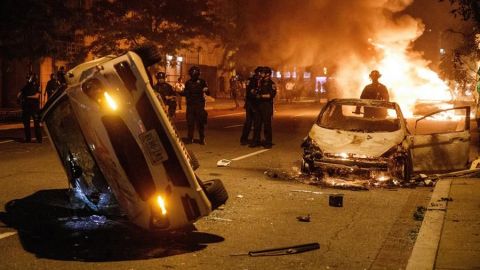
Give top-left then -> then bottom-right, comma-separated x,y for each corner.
0,189 -> 224,262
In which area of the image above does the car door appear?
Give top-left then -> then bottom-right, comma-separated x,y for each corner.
411,106 -> 470,172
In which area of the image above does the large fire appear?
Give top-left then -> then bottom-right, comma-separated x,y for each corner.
365,39 -> 452,118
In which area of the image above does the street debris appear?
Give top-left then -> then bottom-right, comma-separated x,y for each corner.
205,217 -> 233,222
329,194 -> 344,207
413,206 -> 426,221
231,242 -> 320,257
236,194 -> 244,198
291,189 -> 325,195
217,159 -> 232,167
296,214 -> 311,222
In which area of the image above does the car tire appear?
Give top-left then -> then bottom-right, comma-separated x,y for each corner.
132,44 -> 162,68
301,158 -> 311,174
201,179 -> 228,210
187,149 -> 200,171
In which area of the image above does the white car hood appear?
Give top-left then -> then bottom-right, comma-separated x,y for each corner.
308,124 -> 404,157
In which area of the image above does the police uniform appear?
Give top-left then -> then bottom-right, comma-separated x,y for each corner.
155,82 -> 177,118
19,79 -> 42,143
45,77 -> 60,99
360,82 -> 389,118
240,74 -> 260,144
183,77 -> 209,143
360,82 -> 389,101
252,77 -> 276,148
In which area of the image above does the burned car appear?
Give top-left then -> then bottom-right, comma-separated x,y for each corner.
41,47 -> 228,231
301,98 -> 471,182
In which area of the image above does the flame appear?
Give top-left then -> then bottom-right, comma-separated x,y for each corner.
365,40 -> 452,118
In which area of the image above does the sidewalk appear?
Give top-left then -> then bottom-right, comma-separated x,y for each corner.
407,178 -> 480,270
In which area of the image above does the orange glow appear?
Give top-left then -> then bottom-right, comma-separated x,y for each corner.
366,39 -> 452,118
156,195 -> 167,215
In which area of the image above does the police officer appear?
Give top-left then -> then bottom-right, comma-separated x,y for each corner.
154,72 -> 177,118
57,66 -> 67,91
17,73 -> 42,143
183,66 -> 209,145
358,70 -> 390,118
240,66 -> 263,145
251,67 -> 276,148
44,73 -> 60,100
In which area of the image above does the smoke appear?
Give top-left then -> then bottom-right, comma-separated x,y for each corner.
238,0 -> 446,103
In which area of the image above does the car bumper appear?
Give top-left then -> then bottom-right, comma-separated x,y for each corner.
313,156 -> 389,172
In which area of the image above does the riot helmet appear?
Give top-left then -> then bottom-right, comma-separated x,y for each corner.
156,72 -> 166,80
189,66 -> 200,79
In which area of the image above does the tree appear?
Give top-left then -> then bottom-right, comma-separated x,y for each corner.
0,0 -> 84,65
441,0 -> 480,26
84,0 -> 228,62
439,0 -> 479,89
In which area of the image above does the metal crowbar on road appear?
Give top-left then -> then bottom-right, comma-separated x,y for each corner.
230,242 -> 320,257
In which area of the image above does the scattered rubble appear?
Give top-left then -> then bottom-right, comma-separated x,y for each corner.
262,165 -> 473,191
296,214 -> 311,222
413,206 -> 426,221
231,242 -> 320,257
217,159 -> 232,167
329,195 -> 344,207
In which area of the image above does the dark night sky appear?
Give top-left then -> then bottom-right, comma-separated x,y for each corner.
405,0 -> 470,67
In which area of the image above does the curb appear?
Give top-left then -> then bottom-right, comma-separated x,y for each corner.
406,179 -> 452,270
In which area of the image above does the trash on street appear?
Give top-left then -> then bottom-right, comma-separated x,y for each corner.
231,242 -> 320,257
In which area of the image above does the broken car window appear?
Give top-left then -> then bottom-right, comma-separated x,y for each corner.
317,103 -> 400,132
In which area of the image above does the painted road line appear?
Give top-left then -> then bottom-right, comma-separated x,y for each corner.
0,232 -> 17,240
177,112 -> 244,123
224,124 -> 243,129
293,113 -> 307,118
231,149 -> 270,161
210,112 -> 244,119
0,135 -> 48,145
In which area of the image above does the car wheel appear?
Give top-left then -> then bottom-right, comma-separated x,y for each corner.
201,179 -> 228,210
187,149 -> 200,171
392,154 -> 412,181
132,44 -> 162,68
301,158 -> 311,174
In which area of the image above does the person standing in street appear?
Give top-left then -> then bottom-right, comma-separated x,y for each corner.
285,79 -> 295,104
250,67 -> 276,149
360,70 -> 389,101
229,75 -> 241,110
44,73 -> 60,100
240,66 -> 263,145
154,72 -> 177,118
357,70 -> 390,118
57,66 -> 67,91
183,66 -> 209,145
17,72 -> 42,143
174,76 -> 185,111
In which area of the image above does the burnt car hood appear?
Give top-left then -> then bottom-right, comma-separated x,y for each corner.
308,124 -> 404,158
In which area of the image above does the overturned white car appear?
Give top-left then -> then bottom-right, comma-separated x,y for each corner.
41,47 -> 228,231
301,99 -> 471,181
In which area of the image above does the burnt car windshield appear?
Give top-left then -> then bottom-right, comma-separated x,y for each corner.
317,103 -> 401,132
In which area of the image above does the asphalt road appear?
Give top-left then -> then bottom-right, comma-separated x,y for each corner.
0,102 -> 470,270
